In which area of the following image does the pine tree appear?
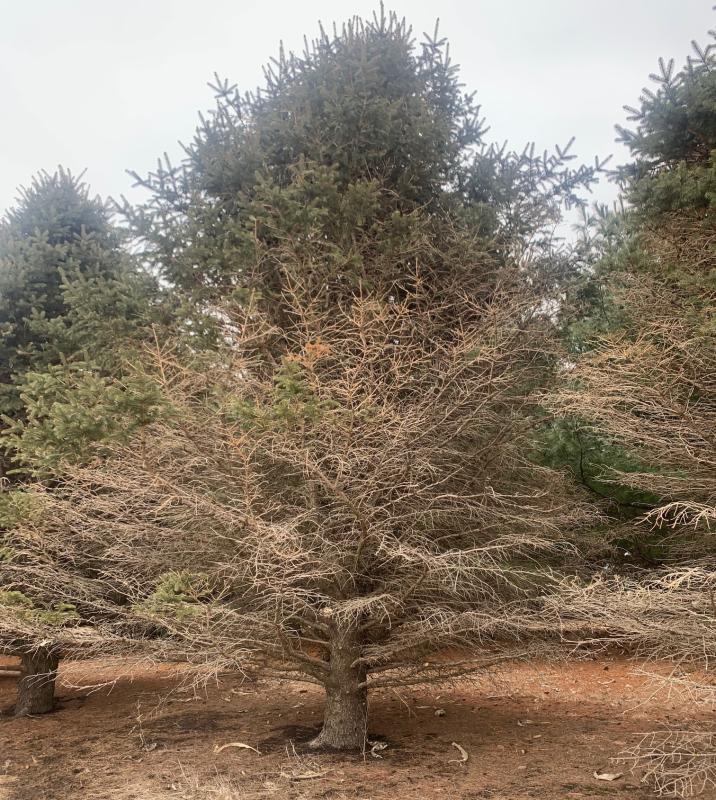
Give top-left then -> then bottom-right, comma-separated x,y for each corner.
36,279 -> 595,749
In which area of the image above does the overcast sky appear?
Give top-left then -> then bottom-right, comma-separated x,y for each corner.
1,1 -> 714,217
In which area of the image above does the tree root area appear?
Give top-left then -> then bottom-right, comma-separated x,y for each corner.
0,655 -> 709,800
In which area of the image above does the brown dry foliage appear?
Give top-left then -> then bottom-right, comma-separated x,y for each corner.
554,215 -> 715,530
550,213 -> 716,795
619,731 -> 716,798
2,277 -> 596,743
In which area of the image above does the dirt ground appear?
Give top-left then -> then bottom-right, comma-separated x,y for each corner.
0,654 -> 711,800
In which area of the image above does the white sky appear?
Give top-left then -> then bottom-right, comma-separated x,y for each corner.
1,1 -> 714,217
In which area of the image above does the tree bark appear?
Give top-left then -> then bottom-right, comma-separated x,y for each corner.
310,625 -> 368,750
15,649 -> 59,716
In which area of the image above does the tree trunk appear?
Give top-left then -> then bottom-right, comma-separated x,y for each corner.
310,625 -> 368,750
15,649 -> 59,716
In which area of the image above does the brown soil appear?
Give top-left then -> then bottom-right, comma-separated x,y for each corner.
0,655 -> 710,800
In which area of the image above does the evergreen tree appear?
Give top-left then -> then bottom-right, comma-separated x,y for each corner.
555,31 -> 715,536
0,168 -> 160,476
552,29 -> 716,797
542,26 -> 716,548
56,10 -> 602,748
0,169 -> 163,714
36,277 -> 595,749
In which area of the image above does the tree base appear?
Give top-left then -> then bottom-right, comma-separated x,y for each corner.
15,649 -> 59,716
309,683 -> 368,751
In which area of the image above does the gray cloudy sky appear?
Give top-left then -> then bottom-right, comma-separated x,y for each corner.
1,1 -> 714,216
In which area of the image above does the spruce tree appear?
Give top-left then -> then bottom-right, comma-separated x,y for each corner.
0,169 -> 162,714
0,168 -> 160,475
554,32 -> 715,536
55,10 -> 603,749
551,29 -> 716,797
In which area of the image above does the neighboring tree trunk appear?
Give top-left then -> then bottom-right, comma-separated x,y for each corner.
310,625 -> 368,750
15,649 -> 59,716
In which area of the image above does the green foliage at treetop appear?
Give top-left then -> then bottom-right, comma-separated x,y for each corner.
0,169 -> 163,475
126,6 -> 599,324
563,31 -> 715,350
616,39 -> 716,217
